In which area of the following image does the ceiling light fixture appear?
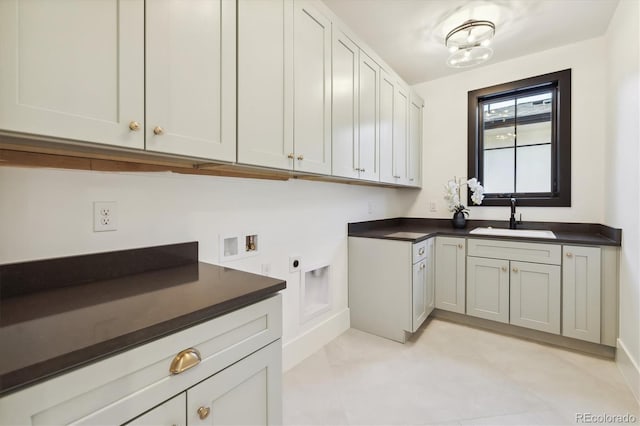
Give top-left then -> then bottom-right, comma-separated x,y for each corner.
445,19 -> 495,68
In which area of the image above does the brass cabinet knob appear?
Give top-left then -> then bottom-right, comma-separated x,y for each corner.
457,243 -> 463,249
512,267 -> 519,273
287,153 -> 295,159
129,121 -> 141,131
198,406 -> 210,420
501,266 -> 507,272
566,252 -> 573,258
297,154 -> 304,161
169,348 -> 201,374
153,126 -> 164,135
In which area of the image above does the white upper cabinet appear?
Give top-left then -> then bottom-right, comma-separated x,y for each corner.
237,0 -> 294,170
393,81 -> 410,185
0,0 -> 144,149
145,0 -> 236,162
379,70 -> 411,185
357,51 -> 380,182
379,69 -> 396,183
238,0 -> 331,174
408,92 -> 424,186
331,29 -> 359,179
293,0 -> 332,174
331,29 -> 380,182
0,0 -> 235,162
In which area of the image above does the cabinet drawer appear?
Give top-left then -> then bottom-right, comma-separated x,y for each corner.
467,238 -> 561,265
413,240 -> 427,263
0,295 -> 282,426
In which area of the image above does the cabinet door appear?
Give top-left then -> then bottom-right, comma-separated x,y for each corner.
125,394 -> 186,426
379,72 -> 409,185
187,340 -> 282,426
293,0 -> 331,174
408,92 -> 423,187
357,51 -> 380,182
412,259 -> 428,331
237,0 -> 294,170
331,29 -> 359,179
466,257 -> 509,323
392,81 -> 409,185
0,0 -> 144,149
146,0 -> 236,161
562,246 -> 601,343
379,69 -> 396,184
435,237 -> 466,314
510,261 -> 560,334
425,239 -> 435,315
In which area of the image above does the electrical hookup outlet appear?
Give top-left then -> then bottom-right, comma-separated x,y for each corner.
289,256 -> 302,273
94,201 -> 117,232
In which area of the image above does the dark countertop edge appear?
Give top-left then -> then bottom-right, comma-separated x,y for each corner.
0,282 -> 285,397
1,241 -> 199,299
348,218 -> 622,247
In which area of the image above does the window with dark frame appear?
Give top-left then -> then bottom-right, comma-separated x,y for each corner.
467,69 -> 571,207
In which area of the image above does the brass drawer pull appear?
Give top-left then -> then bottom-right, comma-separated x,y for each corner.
170,348 -> 201,374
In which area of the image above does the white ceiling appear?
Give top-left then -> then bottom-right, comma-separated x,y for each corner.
322,0 -> 619,85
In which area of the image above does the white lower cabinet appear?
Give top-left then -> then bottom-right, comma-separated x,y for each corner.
125,341 -> 281,426
463,239 -> 614,345
509,261 -> 561,334
435,237 -> 466,314
467,239 -> 562,334
562,245 -> 601,343
186,341 -> 282,426
349,236 -> 434,343
0,296 -> 282,426
466,256 -> 509,323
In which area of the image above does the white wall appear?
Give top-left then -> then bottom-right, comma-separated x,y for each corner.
404,37 -> 607,224
0,166 -> 408,370
604,0 -> 640,402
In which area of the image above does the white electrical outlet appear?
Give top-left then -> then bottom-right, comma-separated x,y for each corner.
429,201 -> 437,212
94,201 -> 117,232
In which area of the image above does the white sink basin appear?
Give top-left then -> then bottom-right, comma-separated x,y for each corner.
469,227 -> 557,239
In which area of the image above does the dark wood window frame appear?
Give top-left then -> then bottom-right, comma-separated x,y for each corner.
467,69 -> 571,207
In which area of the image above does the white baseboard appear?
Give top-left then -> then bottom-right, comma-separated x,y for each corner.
282,308 -> 350,372
616,338 -> 640,403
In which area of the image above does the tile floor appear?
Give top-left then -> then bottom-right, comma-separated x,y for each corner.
283,319 -> 639,425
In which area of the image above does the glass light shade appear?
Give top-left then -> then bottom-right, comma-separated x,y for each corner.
445,20 -> 495,49
447,46 -> 493,68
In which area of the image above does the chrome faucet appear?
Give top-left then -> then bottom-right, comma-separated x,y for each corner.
509,198 -> 517,229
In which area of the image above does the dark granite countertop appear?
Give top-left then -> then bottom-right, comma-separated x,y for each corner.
0,242 -> 286,397
348,218 -> 622,246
